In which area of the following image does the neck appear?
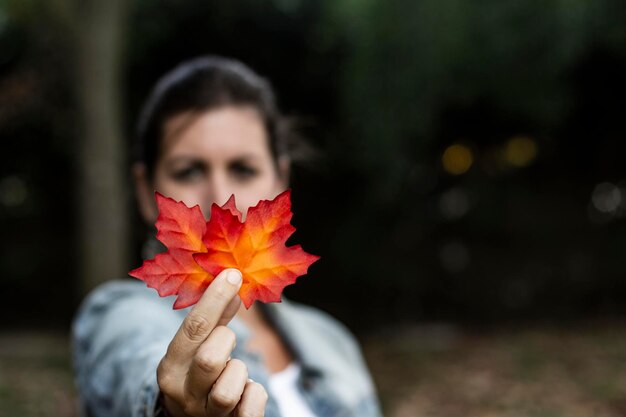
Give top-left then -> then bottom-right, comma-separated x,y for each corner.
236,302 -> 266,329
234,302 -> 294,372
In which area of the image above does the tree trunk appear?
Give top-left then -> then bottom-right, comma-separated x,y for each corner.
76,0 -> 129,294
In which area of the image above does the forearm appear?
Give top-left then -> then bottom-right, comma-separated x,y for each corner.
72,281 -> 181,417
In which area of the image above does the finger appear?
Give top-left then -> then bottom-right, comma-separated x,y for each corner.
235,380 -> 268,417
206,359 -> 248,417
168,269 -> 242,361
217,290 -> 241,328
184,326 -> 236,407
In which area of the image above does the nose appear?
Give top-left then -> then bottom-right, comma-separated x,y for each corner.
205,171 -> 233,212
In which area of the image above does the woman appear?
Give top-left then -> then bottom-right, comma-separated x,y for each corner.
72,56 -> 382,417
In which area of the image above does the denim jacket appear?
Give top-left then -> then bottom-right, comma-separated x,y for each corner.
72,280 -> 383,417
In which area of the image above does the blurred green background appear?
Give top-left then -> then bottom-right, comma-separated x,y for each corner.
1,0 -> 626,415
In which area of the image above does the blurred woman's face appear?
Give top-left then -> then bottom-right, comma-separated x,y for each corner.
137,105 -> 287,222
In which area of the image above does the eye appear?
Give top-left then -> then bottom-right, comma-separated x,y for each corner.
171,163 -> 205,182
229,161 -> 258,181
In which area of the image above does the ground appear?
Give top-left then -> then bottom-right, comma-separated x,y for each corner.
2,322 -> 626,416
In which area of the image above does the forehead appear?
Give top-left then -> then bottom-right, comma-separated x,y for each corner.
161,106 -> 270,159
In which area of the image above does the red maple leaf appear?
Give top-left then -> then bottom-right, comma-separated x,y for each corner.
130,190 -> 319,309
195,190 -> 320,308
129,193 -> 213,309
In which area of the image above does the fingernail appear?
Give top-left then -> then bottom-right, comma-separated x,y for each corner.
248,378 -> 254,383
227,269 -> 242,285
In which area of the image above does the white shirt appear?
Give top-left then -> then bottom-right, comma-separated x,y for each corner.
268,363 -> 317,417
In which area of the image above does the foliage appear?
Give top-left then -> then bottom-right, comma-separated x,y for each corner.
1,0 -> 626,326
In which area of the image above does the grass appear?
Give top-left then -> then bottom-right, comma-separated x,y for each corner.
0,331 -> 77,417
3,322 -> 626,416
363,322 -> 626,417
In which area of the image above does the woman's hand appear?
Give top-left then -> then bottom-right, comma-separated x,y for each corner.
157,269 -> 268,417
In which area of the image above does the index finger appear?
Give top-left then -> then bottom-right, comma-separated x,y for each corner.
167,268 -> 242,361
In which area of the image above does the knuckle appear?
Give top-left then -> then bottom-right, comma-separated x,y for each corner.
239,384 -> 267,417
249,382 -> 267,396
183,315 -> 212,341
182,402 -> 202,417
209,388 -> 239,409
228,359 -> 248,372
182,404 -> 194,416
228,358 -> 247,374
156,360 -> 175,392
213,325 -> 236,345
157,373 -> 174,393
194,351 -> 224,374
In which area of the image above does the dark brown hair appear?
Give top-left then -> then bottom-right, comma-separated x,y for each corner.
135,56 -> 304,179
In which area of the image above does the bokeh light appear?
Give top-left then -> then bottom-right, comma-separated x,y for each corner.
503,136 -> 537,168
591,182 -> 621,213
442,144 -> 473,175
588,181 -> 626,223
439,187 -> 471,220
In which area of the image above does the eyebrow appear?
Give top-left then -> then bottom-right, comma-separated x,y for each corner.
163,156 -> 204,168
229,154 -> 262,163
164,153 -> 263,166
